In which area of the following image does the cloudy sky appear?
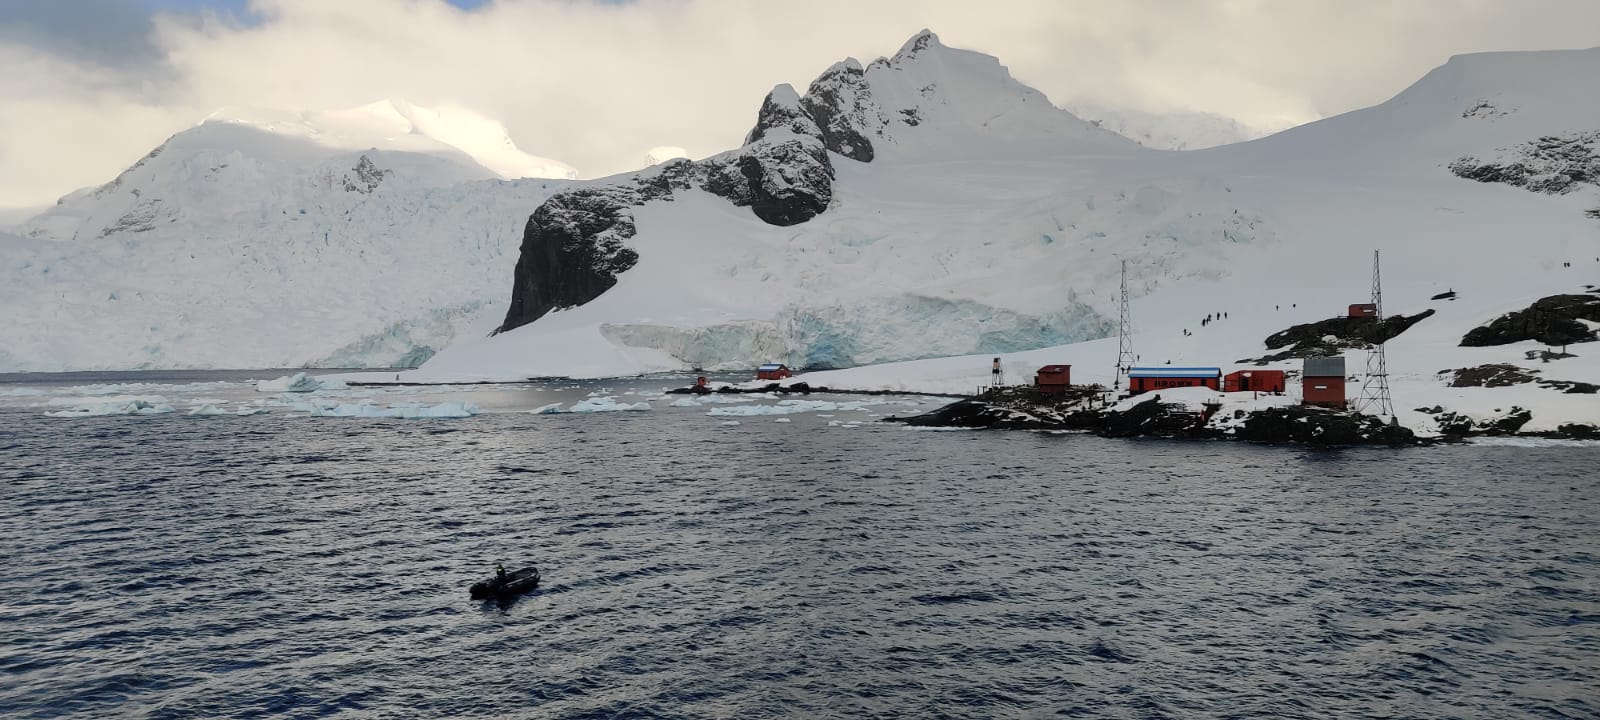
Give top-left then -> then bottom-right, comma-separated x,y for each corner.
1,0 -> 1596,212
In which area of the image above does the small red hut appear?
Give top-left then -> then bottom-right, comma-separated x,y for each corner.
1302,356 -> 1347,409
1224,369 -> 1286,393
756,363 -> 792,380
1034,365 -> 1071,394
1348,303 -> 1378,318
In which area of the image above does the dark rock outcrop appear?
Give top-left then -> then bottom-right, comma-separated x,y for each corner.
498,84 -> 845,334
1235,407 -> 1415,445
890,391 -> 1418,445
1444,363 -> 1599,394
1242,310 -> 1435,363
1097,396 -> 1212,439
1448,363 -> 1538,388
1418,406 -> 1533,437
1450,132 -> 1600,194
1553,423 -> 1600,439
893,398 -> 1056,430
797,60 -> 880,162
497,188 -> 643,333
888,385 -> 1105,430
343,155 -> 390,194
1460,292 -> 1600,347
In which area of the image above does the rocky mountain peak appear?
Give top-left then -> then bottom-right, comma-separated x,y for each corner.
745,84 -> 822,145
894,29 -> 942,60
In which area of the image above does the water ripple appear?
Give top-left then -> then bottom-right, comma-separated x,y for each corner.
1,404 -> 1597,718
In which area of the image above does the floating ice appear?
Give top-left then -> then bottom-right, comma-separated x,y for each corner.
188,404 -> 271,416
256,372 -> 324,393
566,396 -> 651,413
309,401 -> 479,418
46,399 -> 177,417
706,398 -> 884,417
668,394 -> 757,407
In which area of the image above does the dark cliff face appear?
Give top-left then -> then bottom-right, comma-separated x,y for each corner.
1459,291 -> 1600,347
496,35 -> 926,334
497,83 -> 850,334
496,188 -> 642,335
799,61 -> 879,162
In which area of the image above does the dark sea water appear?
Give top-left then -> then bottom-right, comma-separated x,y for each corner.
1,375 -> 1598,719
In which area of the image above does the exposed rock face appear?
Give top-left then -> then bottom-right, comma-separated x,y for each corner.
1450,132 -> 1600,194
498,83 -> 844,333
890,391 -> 1418,445
497,29 -> 1125,334
1097,396 -> 1210,438
1444,363 -> 1599,394
343,155 -> 391,194
798,60 -> 881,162
497,188 -> 643,333
1235,407 -> 1416,445
1242,310 -> 1435,363
1418,406 -> 1534,436
1448,363 -> 1538,388
1460,292 -> 1600,347
892,398 -> 1057,430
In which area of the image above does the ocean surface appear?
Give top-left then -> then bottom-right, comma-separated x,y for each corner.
1,371 -> 1597,719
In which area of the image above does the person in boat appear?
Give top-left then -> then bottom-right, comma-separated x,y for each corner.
496,563 -> 507,583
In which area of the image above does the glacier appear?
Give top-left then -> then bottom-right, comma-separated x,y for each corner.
0,113 -> 570,371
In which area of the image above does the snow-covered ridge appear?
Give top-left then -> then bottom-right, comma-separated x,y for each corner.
0,114 -> 570,370
400,33 -> 1600,441
1065,103 -> 1290,150
203,99 -> 578,181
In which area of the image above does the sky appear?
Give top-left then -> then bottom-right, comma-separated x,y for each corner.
1,0 -> 1597,212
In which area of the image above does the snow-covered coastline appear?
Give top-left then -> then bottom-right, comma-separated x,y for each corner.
3,32 -> 1598,444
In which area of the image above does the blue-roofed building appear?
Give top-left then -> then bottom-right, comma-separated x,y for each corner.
1127,366 -> 1222,395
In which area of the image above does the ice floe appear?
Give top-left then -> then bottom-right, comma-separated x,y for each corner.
256,372 -> 343,393
188,404 -> 270,416
45,399 -> 177,418
308,401 -> 479,419
567,396 -> 652,413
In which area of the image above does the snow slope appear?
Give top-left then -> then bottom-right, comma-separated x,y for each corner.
202,99 -> 578,181
397,36 -> 1600,433
0,109 -> 570,371
1064,103 -> 1290,150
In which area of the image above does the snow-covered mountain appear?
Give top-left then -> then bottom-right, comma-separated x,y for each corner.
202,99 -> 578,181
1064,103 -> 1290,150
0,101 -> 574,371
4,30 -> 1598,437
402,33 -> 1599,434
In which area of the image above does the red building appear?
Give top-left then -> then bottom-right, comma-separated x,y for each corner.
1034,365 -> 1071,393
1224,369 -> 1286,393
1348,303 -> 1378,318
1128,367 -> 1221,395
756,363 -> 792,380
1302,356 -> 1347,409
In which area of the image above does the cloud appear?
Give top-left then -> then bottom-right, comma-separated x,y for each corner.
2,0 -> 1599,210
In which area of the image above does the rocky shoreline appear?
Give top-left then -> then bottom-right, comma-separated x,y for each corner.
882,386 -> 1421,446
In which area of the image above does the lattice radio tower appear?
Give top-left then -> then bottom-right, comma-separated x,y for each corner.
1355,250 -> 1396,421
1114,259 -> 1135,395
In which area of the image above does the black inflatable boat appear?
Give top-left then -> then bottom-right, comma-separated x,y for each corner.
470,566 -> 540,600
